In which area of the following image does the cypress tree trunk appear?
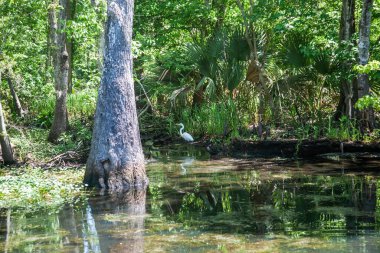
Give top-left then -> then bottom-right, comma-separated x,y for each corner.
84,0 -> 148,190
0,72 -> 16,164
357,0 -> 374,131
48,0 -> 70,142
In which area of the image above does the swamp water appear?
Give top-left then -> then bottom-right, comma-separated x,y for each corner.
1,145 -> 380,252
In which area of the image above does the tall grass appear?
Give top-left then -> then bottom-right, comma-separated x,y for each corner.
67,89 -> 97,120
29,89 -> 97,128
179,99 -> 240,138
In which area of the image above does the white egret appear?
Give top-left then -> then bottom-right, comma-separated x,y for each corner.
176,123 -> 194,142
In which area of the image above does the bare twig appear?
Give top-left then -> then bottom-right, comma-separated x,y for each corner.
135,78 -> 156,117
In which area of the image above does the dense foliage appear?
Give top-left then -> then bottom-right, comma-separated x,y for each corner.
0,0 -> 379,163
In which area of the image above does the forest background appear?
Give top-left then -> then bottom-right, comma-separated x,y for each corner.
0,0 -> 379,164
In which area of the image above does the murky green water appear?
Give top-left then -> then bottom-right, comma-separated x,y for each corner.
1,146 -> 380,252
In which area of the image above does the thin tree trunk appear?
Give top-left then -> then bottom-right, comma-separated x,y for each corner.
335,0 -> 356,120
5,72 -> 24,118
236,0 -> 268,138
48,0 -> 70,142
45,1 -> 52,85
67,0 -> 76,94
0,72 -> 16,165
84,0 -> 148,190
67,41 -> 74,94
0,101 -> 15,165
357,0 -> 374,131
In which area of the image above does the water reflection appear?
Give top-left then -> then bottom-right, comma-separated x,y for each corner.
84,190 -> 147,253
59,206 -> 82,253
83,206 -> 100,253
180,156 -> 195,175
1,154 -> 380,252
0,189 -> 147,253
2,209 -> 10,253
158,172 -> 378,236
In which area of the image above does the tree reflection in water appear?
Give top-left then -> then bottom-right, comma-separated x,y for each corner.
87,189 -> 147,253
83,205 -> 100,253
1,156 -> 380,252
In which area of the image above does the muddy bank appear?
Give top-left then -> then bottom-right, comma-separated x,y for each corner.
228,139 -> 380,158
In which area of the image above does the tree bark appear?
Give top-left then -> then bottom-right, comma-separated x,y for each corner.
5,72 -> 25,118
84,0 -> 148,190
335,0 -> 356,120
0,72 -> 16,165
67,0 -> 76,94
48,0 -> 70,142
0,103 -> 15,165
67,40 -> 74,94
357,0 -> 374,131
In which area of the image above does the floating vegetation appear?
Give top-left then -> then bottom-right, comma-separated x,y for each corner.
0,167 -> 87,212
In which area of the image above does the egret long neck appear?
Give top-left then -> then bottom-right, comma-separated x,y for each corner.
179,125 -> 184,135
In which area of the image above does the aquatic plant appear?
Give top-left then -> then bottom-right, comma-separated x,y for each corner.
0,167 -> 87,212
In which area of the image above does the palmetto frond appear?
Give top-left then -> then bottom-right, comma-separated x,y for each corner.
227,28 -> 250,62
169,85 -> 193,106
282,32 -> 311,69
313,50 -> 340,75
196,76 -> 217,98
187,36 -> 223,79
187,28 -> 249,94
221,60 -> 246,91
